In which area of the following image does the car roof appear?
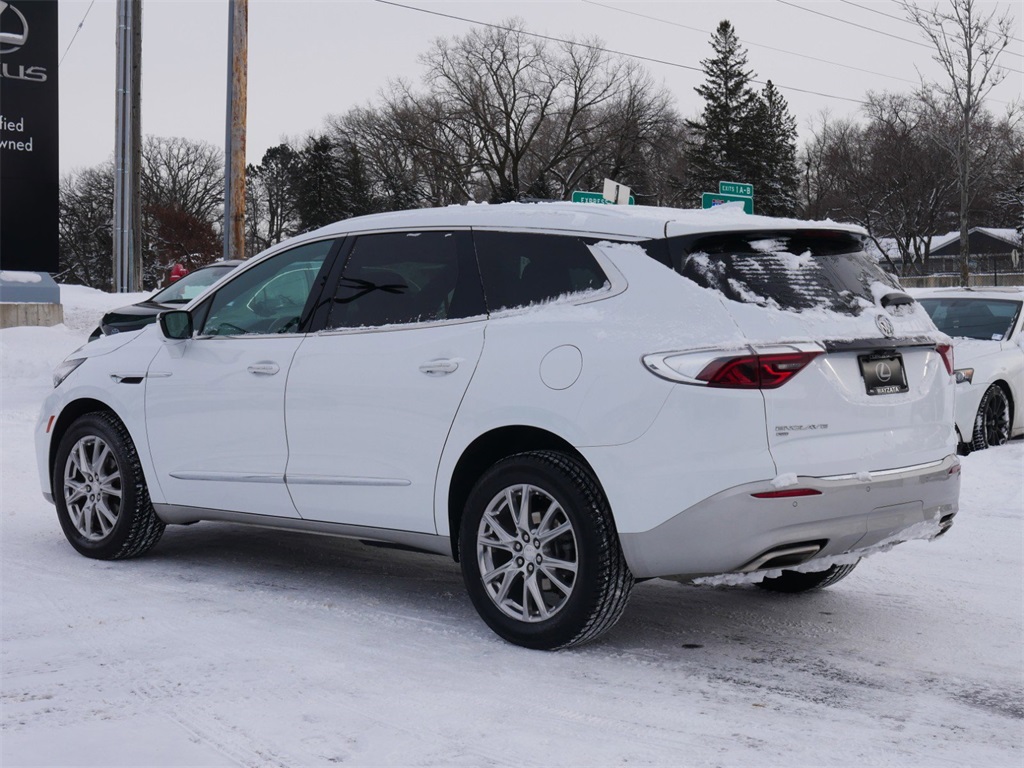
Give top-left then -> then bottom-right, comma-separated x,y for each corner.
910,286 -> 1024,301
291,201 -> 865,242
195,259 -> 245,270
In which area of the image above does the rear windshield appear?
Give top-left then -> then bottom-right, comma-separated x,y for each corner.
918,297 -> 1022,341
666,230 -> 899,315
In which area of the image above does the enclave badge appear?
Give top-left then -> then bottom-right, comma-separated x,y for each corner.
875,314 -> 895,338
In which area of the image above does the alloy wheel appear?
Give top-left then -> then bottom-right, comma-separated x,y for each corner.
63,435 -> 122,541
476,483 -> 579,623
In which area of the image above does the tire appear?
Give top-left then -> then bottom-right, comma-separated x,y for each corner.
972,384 -> 1011,450
460,450 -> 634,650
756,562 -> 859,593
53,412 -> 165,560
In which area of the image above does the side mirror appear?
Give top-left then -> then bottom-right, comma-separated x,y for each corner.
159,310 -> 193,340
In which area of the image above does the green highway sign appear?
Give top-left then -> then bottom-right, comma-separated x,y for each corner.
719,181 -> 753,197
702,192 -> 754,215
571,191 -> 635,205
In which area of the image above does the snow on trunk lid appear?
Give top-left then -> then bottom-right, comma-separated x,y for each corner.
664,229 -> 956,475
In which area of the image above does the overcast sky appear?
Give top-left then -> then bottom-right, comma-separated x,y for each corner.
54,0 -> 1023,175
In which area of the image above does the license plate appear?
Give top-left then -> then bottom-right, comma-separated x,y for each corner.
859,352 -> 909,395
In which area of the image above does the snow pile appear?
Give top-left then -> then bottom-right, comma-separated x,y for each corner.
58,283 -> 150,332
0,271 -> 42,283
770,472 -> 799,488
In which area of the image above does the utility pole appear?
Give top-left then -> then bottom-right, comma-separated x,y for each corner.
223,0 -> 247,261
113,0 -> 142,291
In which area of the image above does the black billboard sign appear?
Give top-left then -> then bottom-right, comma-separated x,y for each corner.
1,0 -> 59,273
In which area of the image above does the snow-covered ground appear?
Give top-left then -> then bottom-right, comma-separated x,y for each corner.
2,286 -> 1022,767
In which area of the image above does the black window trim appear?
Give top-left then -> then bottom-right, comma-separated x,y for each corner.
469,228 -> 629,315
310,228 -> 489,335
191,235 -> 344,339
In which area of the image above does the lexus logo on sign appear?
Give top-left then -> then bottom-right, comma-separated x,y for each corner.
875,362 -> 893,382
875,314 -> 895,338
0,1 -> 29,54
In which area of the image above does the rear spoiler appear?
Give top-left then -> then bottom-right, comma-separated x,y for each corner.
822,336 -> 937,353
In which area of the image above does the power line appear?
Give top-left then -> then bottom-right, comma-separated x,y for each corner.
882,0 -> 1024,46
774,0 -> 935,49
778,0 -> 1023,60
373,0 -> 868,105
840,0 -> 928,29
59,0 -> 97,67
582,0 -> 919,86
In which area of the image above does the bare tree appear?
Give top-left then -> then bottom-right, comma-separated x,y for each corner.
900,0 -> 1016,284
418,19 -> 673,202
58,164 -> 115,288
137,137 -> 225,286
802,96 -> 960,276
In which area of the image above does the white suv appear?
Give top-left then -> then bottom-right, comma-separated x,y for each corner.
37,203 -> 960,649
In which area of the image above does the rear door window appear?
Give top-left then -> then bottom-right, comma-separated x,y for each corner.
667,231 -> 899,315
473,231 -> 609,312
325,230 -> 483,329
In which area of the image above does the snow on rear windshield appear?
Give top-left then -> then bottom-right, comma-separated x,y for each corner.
669,231 -> 899,315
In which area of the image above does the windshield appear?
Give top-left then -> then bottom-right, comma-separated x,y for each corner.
666,230 -> 900,315
918,297 -> 1022,341
150,264 -> 237,304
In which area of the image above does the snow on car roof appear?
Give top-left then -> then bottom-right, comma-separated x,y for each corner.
296,201 -> 865,242
909,286 -> 1024,301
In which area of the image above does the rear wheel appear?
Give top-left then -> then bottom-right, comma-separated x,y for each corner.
972,384 -> 1011,450
54,412 -> 165,560
756,562 -> 858,593
460,451 -> 634,650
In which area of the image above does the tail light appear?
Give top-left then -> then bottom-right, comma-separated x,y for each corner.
697,351 -> 821,389
935,343 -> 954,375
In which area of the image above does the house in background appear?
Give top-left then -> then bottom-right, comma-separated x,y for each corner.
928,228 -> 1021,280
867,228 -> 1022,287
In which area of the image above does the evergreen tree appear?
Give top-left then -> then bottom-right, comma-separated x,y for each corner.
337,141 -> 379,218
292,135 -> 346,233
750,81 -> 800,216
685,20 -> 760,203
685,23 -> 801,216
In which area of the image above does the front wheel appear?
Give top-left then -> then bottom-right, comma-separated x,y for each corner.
756,562 -> 859,593
54,412 -> 165,559
460,451 -> 634,650
973,384 -> 1011,450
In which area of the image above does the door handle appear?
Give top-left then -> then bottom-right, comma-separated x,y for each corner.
247,362 -> 280,376
419,359 -> 459,376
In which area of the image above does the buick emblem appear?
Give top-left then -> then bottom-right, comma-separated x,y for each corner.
875,315 -> 895,338
0,2 -> 29,55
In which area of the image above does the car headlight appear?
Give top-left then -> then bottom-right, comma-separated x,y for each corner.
53,358 -> 86,388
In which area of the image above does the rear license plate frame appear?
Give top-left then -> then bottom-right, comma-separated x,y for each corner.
858,351 -> 909,396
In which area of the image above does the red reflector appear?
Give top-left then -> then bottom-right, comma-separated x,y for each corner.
948,463 -> 961,476
751,488 -> 823,499
936,344 -> 954,375
698,351 -> 821,389
46,415 -> 55,434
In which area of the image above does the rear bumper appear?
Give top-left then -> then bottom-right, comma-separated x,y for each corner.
618,455 -> 960,579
